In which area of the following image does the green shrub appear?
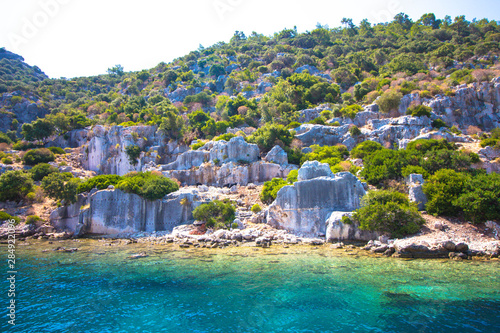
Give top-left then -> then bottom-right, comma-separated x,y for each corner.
376,90 -> 402,113
192,199 -> 236,229
41,172 -> 80,204
22,148 -> 55,165
340,104 -> 363,119
116,172 -> 179,200
286,169 -> 298,183
12,141 -> 39,151
190,141 -> 205,150
308,117 -> 326,125
125,145 -> 141,165
401,165 -> 429,179
260,178 -> 288,204
301,144 -> 349,167
353,190 -> 424,238
214,133 -> 236,141
251,204 -> 262,213
48,146 -> 66,155
0,211 -> 20,225
480,137 -> 499,148
26,215 -> 43,225
285,121 -> 301,130
406,105 -> 432,117
0,132 -> 12,144
247,124 -> 294,153
30,163 -> 59,181
423,169 -> 468,216
406,139 -> 456,154
349,125 -> 362,136
455,172 -> 500,223
432,118 -> 448,129
360,149 -> 407,186
350,141 -> 383,159
0,170 -> 33,201
1,157 -> 12,164
77,174 -> 124,193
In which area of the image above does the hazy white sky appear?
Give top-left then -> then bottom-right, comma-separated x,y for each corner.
1,0 -> 499,78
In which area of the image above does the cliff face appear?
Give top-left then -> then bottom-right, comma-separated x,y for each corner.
50,188 -> 200,236
266,162 -> 367,237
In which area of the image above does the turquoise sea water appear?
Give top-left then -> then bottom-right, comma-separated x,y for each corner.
1,240 -> 500,333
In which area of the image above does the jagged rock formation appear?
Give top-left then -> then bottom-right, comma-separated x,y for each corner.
162,161 -> 296,187
82,125 -> 185,175
266,162 -> 367,237
0,93 -> 49,132
50,188 -> 200,236
47,129 -> 89,148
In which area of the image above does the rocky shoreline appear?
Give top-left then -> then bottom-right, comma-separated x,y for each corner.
3,219 -> 499,261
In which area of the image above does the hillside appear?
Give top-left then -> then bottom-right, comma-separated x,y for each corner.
1,13 -> 500,257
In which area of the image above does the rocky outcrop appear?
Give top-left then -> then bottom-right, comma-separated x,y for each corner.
163,161 -> 296,187
82,125 -> 184,175
295,124 -> 352,147
407,174 -> 428,211
264,145 -> 288,165
47,129 -> 89,148
0,93 -> 49,132
325,211 -> 380,242
266,165 -> 367,237
298,160 -> 334,181
50,188 -> 201,236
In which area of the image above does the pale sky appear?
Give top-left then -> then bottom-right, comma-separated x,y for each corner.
1,0 -> 499,79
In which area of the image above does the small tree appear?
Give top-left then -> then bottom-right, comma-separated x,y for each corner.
30,163 -> 59,181
423,169 -> 468,216
0,170 -> 33,202
353,190 -> 424,238
260,178 -> 288,204
192,199 -> 236,229
41,173 -> 80,204
125,145 -> 141,165
376,90 -> 403,113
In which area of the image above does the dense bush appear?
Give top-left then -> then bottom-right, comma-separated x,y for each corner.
455,172 -> 500,223
77,174 -> 124,193
0,170 -> 33,202
432,118 -> 448,129
192,199 -> 236,229
48,146 -> 66,155
12,141 -> 40,151
376,90 -> 402,113
30,163 -> 59,181
423,169 -> 468,216
350,141 -> 383,159
116,172 -> 179,200
41,172 -> 80,204
301,144 -> 349,167
251,204 -> 262,213
353,190 -> 425,238
0,132 -> 12,144
22,148 -> 55,165
286,169 -> 298,183
26,215 -> 43,225
260,178 -> 289,204
247,124 -> 293,152
0,211 -> 20,225
406,105 -> 432,117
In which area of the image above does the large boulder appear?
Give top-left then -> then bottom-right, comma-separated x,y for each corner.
266,171 -> 366,236
208,136 -> 260,164
298,161 -> 333,181
264,145 -> 288,165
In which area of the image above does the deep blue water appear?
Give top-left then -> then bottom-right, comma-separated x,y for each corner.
1,240 -> 500,333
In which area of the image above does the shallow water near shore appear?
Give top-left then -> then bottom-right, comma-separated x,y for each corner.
2,239 -> 500,333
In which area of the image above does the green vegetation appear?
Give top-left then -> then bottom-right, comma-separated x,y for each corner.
22,148 -> 55,165
77,174 -> 124,193
423,170 -> 500,223
286,169 -> 298,183
26,215 -> 43,225
353,190 -> 425,238
247,124 -> 293,152
41,172 -> 80,204
125,145 -> 142,165
192,199 -> 236,229
260,178 -> 289,204
0,211 -> 21,225
115,172 -> 179,200
480,128 -> 500,148
48,147 -> 66,155
350,140 -> 383,159
251,204 -> 262,214
30,163 -> 59,181
406,105 -> 432,117
0,170 -> 33,201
